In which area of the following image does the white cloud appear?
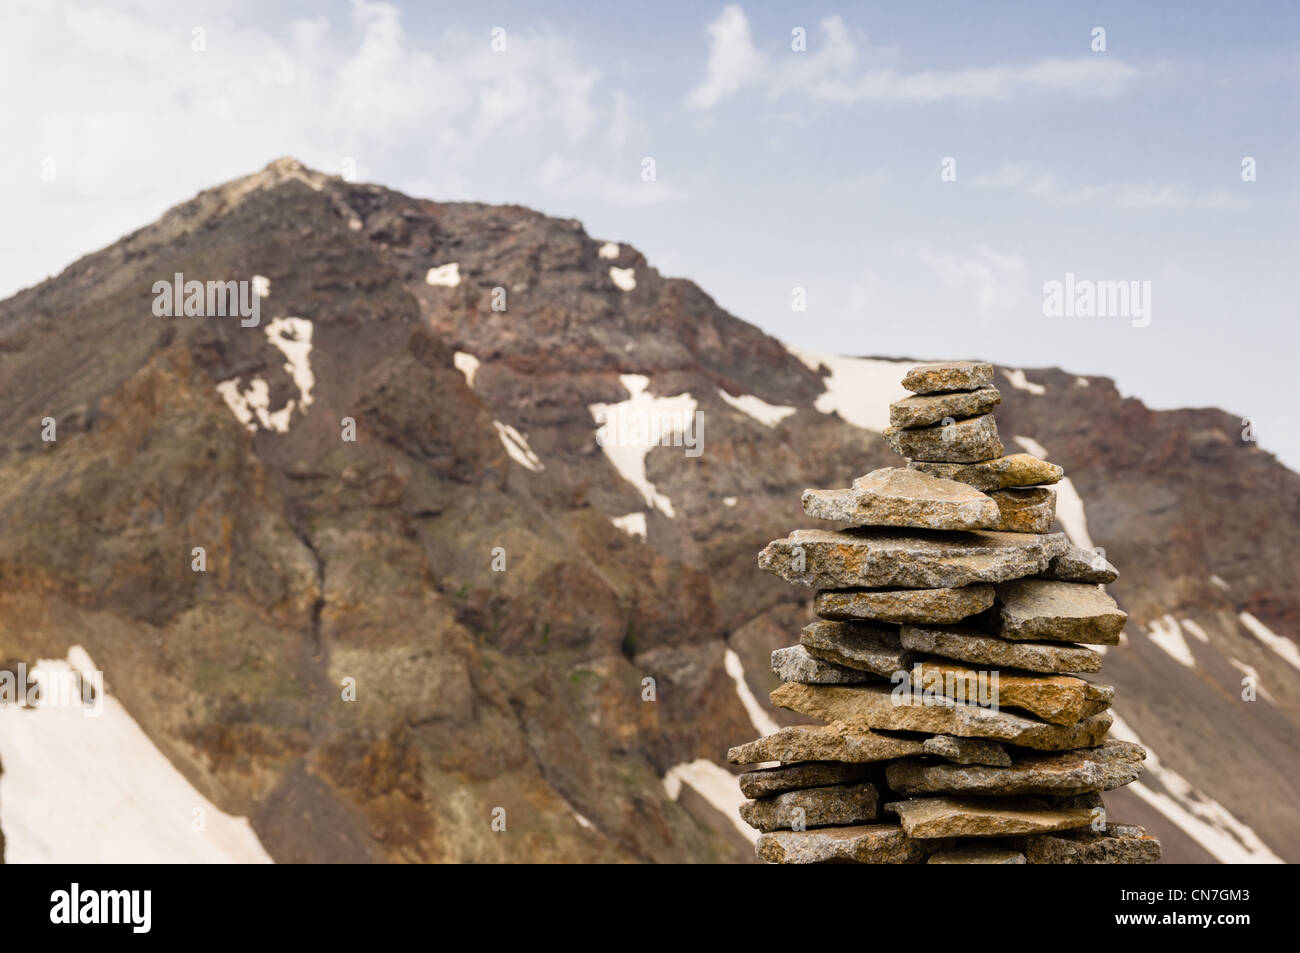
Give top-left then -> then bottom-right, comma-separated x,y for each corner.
685,5 -> 765,110
917,243 -> 1027,317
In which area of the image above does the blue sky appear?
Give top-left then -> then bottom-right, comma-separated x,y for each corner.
3,0 -> 1298,465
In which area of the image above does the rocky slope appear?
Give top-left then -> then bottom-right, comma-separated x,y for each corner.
0,159 -> 1295,863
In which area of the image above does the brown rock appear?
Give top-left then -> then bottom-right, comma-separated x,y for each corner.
1043,544 -> 1120,584
890,387 -> 1002,428
727,722 -> 925,765
928,843 -> 1026,864
738,761 -> 874,799
801,467 -> 999,530
756,824 -> 938,864
987,487 -> 1056,534
1023,823 -> 1162,864
814,584 -> 995,625
921,735 -> 1012,766
886,795 -> 1095,838
900,623 -> 1103,674
884,414 -> 1004,463
741,781 -> 879,832
908,454 -> 1063,491
886,740 -> 1147,796
768,682 -> 1114,751
800,620 -> 909,676
995,578 -> 1127,644
902,361 -> 994,395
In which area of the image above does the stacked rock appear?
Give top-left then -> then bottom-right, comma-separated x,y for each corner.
730,361 -> 1162,864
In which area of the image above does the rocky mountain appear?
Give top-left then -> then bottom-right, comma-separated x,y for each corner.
0,159 -> 1296,863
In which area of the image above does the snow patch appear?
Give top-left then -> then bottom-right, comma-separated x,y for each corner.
216,317 -> 315,434
1013,435 -> 1050,459
611,512 -> 647,540
1239,612 -> 1300,673
1012,436 -> 1094,549
251,275 -> 270,298
723,496 -> 737,507
609,266 -> 636,291
588,374 -> 698,518
717,389 -> 796,427
453,351 -> 480,388
1145,614 -> 1196,669
1002,368 -> 1046,395
0,649 -> 273,864
266,317 -> 315,411
493,421 -> 544,472
785,345 -> 912,432
1210,574 -> 1230,591
724,648 -> 780,738
425,263 -> 461,287
1107,711 -> 1282,864
1228,658 -> 1274,703
662,758 -> 754,844
1181,619 -> 1211,643
1075,376 -> 1090,387
597,242 -> 620,260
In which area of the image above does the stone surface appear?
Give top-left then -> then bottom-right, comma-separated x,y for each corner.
995,578 -> 1127,644
759,528 -> 1069,590
1023,823 -> 1162,864
738,761 -> 874,799
921,735 -> 1012,767
771,644 -> 875,684
727,723 -> 925,765
756,824 -> 937,864
800,621 -> 909,676
886,795 -> 1095,838
928,844 -> 1026,864
886,741 -> 1147,796
814,584 -> 995,625
769,682 -> 1114,751
1044,544 -> 1120,584
903,659 -> 1113,725
801,467 -> 999,530
909,454 -> 1064,491
900,623 -> 1104,674
740,781 -> 879,832
902,361 -> 994,395
890,387 -> 1002,428
884,414 -> 1004,464
987,487 -> 1056,534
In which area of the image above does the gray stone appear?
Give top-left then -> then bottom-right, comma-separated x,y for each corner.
921,735 -> 1012,767
928,844 -> 1026,864
814,584 -> 995,625
902,361 -> 994,395
886,795 -> 1095,839
884,414 -> 1004,463
995,578 -> 1127,644
756,824 -> 938,864
800,620 -> 909,676
771,644 -> 874,684
900,623 -> 1103,674
890,387 -> 1002,428
1023,823 -> 1162,864
988,487 -> 1056,534
886,741 -> 1147,796
758,528 -> 1069,590
738,761 -> 874,799
908,454 -> 1064,491
768,682 -> 1114,751
727,723 -> 925,765
801,467 -> 999,530
741,781 -> 879,832
1043,544 -> 1119,584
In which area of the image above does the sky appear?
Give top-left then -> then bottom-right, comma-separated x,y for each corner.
3,0 -> 1298,467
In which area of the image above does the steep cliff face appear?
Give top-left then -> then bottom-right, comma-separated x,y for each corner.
0,160 -> 1295,863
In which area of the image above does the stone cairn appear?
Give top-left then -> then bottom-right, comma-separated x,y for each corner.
729,361 -> 1162,864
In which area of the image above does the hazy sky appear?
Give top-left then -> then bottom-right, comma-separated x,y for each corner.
4,0 -> 1298,467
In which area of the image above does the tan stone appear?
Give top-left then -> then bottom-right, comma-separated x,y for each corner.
890,387 -> 1002,428
987,487 -> 1056,534
908,454 -> 1063,491
1023,823 -> 1162,864
814,584 -> 995,625
900,623 -> 1103,674
921,735 -> 1012,766
902,361 -> 994,395
996,578 -> 1127,644
928,844 -> 1026,864
726,722 -> 925,765
756,824 -> 938,864
740,782 -> 879,832
886,795 -> 1095,838
904,659 -> 1113,725
738,761 -> 874,799
801,467 -> 999,530
886,741 -> 1147,796
800,620 -> 909,676
884,414 -> 1004,463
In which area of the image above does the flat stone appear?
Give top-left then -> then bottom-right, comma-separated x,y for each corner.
889,387 -> 1002,428
756,824 -> 937,864
727,722 -> 925,765
738,761 -> 874,799
741,782 -> 879,832
921,735 -> 1012,767
801,467 -> 999,530
769,682 -> 1113,751
996,578 -> 1127,644
886,795 -> 1095,838
902,361 -> 994,395
800,620 -> 910,676
758,528 -> 1068,590
1043,544 -> 1119,584
884,414 -> 1004,463
771,644 -> 875,684
1023,823 -> 1162,864
902,659 -> 1113,725
909,454 -> 1063,491
928,844 -> 1026,864
814,584 -> 995,625
886,741 -> 1147,797
987,487 -> 1056,534
900,623 -> 1103,674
